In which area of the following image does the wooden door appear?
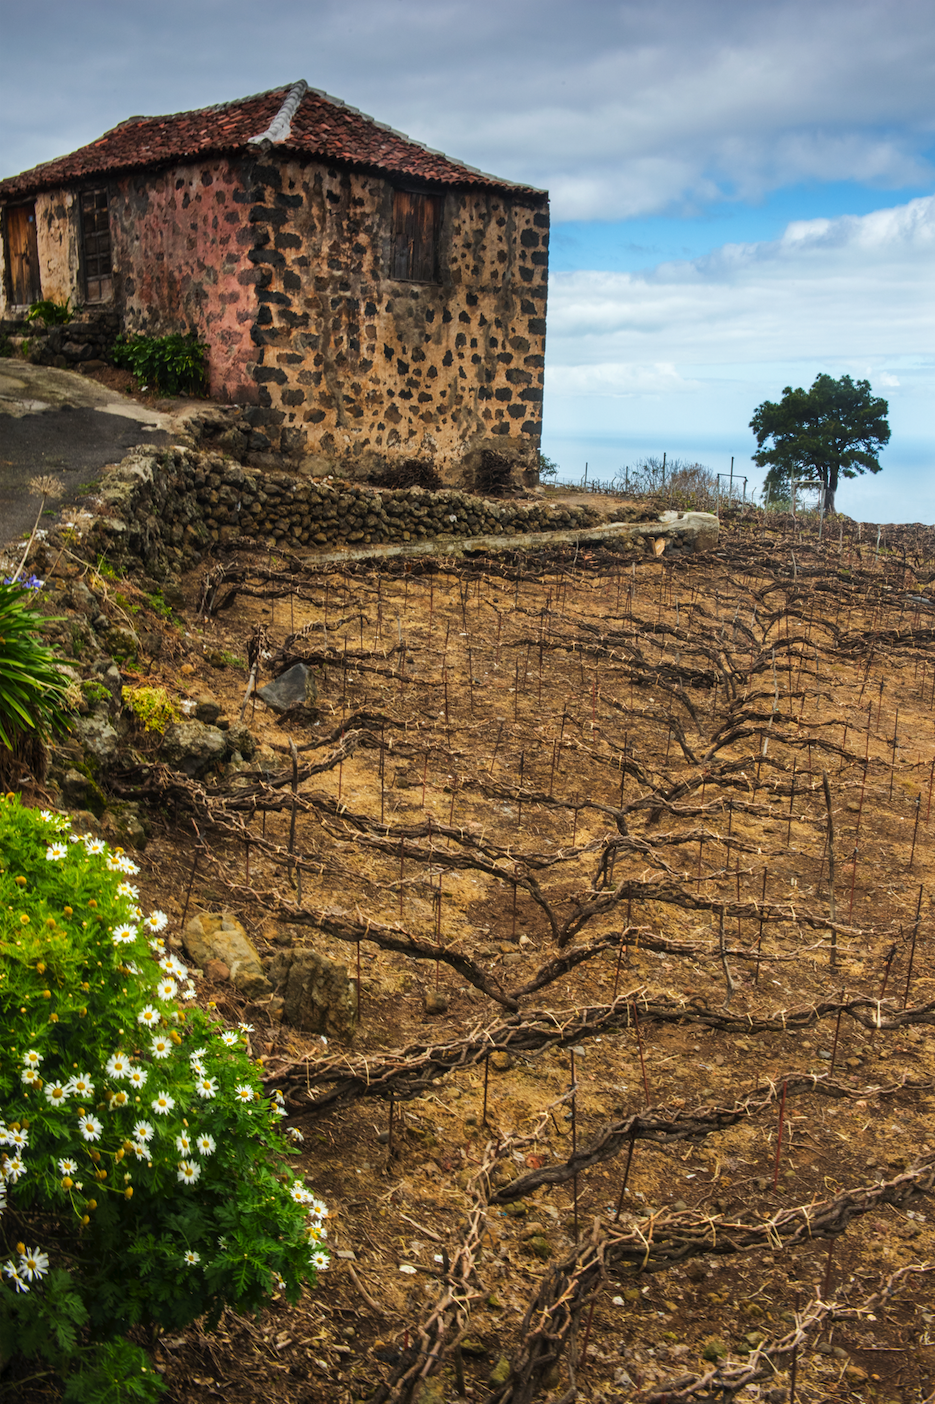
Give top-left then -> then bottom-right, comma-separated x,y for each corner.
7,203 -> 41,306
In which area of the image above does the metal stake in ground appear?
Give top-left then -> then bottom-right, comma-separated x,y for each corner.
570,1048 -> 579,1242
771,1078 -> 788,1189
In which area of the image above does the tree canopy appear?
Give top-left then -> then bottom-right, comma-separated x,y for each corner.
750,373 -> 890,514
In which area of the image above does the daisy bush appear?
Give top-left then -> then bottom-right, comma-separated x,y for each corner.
0,796 -> 327,1401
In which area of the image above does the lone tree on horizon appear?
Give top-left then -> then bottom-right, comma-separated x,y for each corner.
751,373 -> 890,515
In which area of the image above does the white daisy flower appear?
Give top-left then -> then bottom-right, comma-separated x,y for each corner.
39,809 -> 55,822
183,1248 -> 201,1264
79,1114 -> 102,1142
220,1031 -> 239,1047
195,1076 -> 217,1099
58,1158 -> 78,1176
116,881 -> 139,899
3,1262 -> 29,1293
45,842 -> 67,861
6,1128 -> 28,1150
118,856 -> 140,874
148,937 -> 167,953
290,1182 -> 313,1204
133,1120 -> 154,1143
286,1127 -> 305,1142
137,1005 -> 160,1028
84,836 -> 106,854
152,1093 -> 175,1116
3,1154 -> 26,1183
177,1159 -> 201,1185
160,956 -> 188,980
239,1023 -> 255,1034
20,1067 -> 41,1087
18,1248 -> 50,1283
150,1034 -> 172,1059
272,1271 -> 286,1292
306,1223 -> 326,1244
311,1251 -> 329,1271
175,1133 -> 192,1154
45,1082 -> 69,1106
234,1084 -> 254,1103
310,1199 -> 328,1219
195,1133 -> 215,1156
22,1050 -> 43,1069
144,910 -> 169,932
182,981 -> 197,1000
127,1067 -> 148,1089
111,923 -> 137,946
155,978 -> 177,1001
105,1052 -> 131,1080
189,1047 -> 207,1064
112,1090 -> 129,1108
67,1072 -> 95,1098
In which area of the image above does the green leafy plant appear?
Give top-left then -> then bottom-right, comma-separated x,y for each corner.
0,798 -> 327,1398
111,333 -> 208,398
537,452 -> 559,480
0,580 -> 72,787
23,299 -> 77,328
123,687 -> 181,736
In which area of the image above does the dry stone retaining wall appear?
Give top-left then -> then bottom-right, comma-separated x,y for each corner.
78,446 -> 711,576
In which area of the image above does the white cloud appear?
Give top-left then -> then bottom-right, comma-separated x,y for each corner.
547,194 -> 935,368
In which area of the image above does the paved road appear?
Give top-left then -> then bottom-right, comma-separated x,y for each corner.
0,363 -> 181,562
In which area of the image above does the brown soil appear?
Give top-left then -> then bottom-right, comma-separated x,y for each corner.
15,510 -> 935,1403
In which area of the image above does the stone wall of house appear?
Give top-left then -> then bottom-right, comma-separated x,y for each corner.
239,155 -> 549,490
7,152 -> 548,491
67,447 -> 708,580
110,159 -> 260,406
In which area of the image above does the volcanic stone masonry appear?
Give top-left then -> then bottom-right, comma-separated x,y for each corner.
69,447 -> 711,577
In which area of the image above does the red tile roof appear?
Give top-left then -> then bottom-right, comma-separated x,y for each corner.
0,83 -> 545,201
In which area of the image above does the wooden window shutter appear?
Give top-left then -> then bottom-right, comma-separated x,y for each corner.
80,189 -> 113,302
391,190 -> 442,282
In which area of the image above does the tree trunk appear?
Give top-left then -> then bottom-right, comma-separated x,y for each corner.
823,483 -> 836,515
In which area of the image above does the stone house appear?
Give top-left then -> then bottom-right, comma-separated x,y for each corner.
0,81 -> 549,488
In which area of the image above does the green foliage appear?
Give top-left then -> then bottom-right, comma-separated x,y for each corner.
0,334 -> 13,359
537,452 -> 559,479
0,798 -> 327,1397
0,581 -> 71,752
24,299 -> 77,328
750,374 -> 890,513
124,687 -> 181,735
111,333 -> 208,398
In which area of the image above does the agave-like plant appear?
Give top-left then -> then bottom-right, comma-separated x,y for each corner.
0,579 -> 71,783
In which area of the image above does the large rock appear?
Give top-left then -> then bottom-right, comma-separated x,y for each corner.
256,663 -> 317,714
72,714 -> 123,768
159,720 -> 227,777
183,913 -> 271,998
267,946 -> 357,1041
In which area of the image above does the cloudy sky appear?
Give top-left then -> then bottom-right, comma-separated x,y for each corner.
3,0 -> 933,519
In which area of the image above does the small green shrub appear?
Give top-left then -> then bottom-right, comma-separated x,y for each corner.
123,687 -> 181,735
24,299 -> 77,328
0,334 -> 13,359
111,333 -> 208,398
0,798 -> 327,1398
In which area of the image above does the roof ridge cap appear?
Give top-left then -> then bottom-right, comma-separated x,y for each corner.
248,79 -> 309,147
